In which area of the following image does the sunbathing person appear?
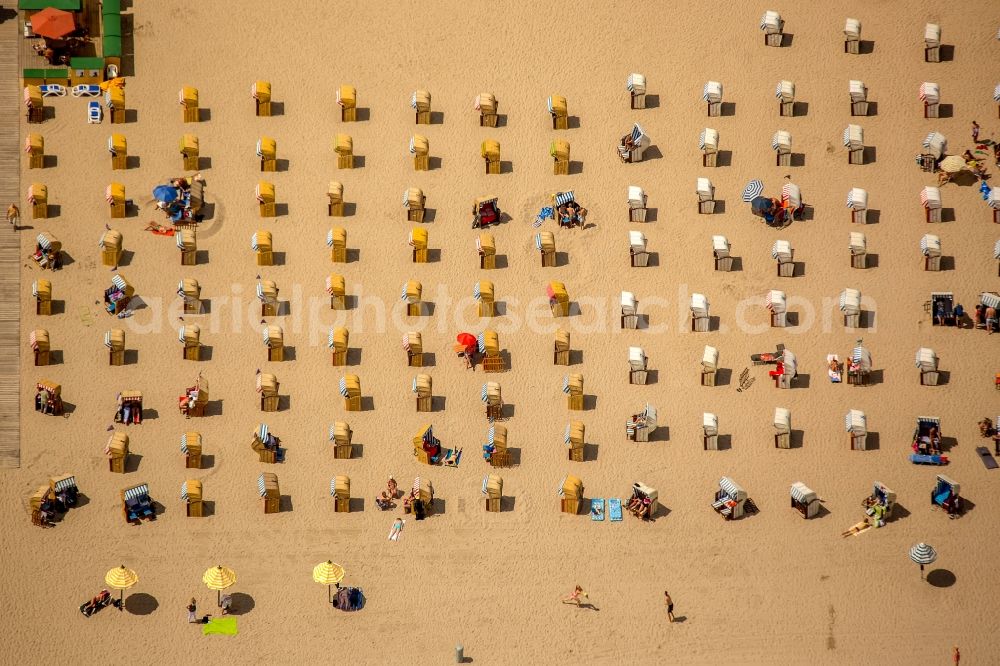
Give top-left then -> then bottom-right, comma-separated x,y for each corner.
841,518 -> 871,538
387,477 -> 398,499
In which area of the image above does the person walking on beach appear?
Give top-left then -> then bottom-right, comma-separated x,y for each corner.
664,591 -> 675,623
953,645 -> 960,665
971,122 -> 979,143
561,585 -> 587,606
6,203 -> 19,229
187,598 -> 197,623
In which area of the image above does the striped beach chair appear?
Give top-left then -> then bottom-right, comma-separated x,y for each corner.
99,229 -> 123,268
180,87 -> 199,123
849,80 -> 868,116
627,73 -> 646,109
476,92 -> 498,127
703,413 -> 719,450
249,423 -> 276,459
774,408 -> 791,448
482,382 -> 503,420
536,231 -> 556,267
337,85 -> 357,122
547,282 -> 568,316
262,324 -> 284,361
479,330 -> 504,373
920,186 -> 942,223
846,187 -> 868,224
401,281 -> 423,316
177,228 -> 196,266
548,95 -> 568,130
565,421 -> 585,462
844,18 -> 861,53
182,479 -> 204,517
712,235 -> 732,271
919,82 -> 940,118
251,230 -> 273,265
180,432 -> 202,468
483,474 -> 503,511
326,274 -> 346,310
410,134 -> 429,171
259,473 -> 280,513
29,329 -> 49,366
25,134 -> 44,169
924,23 -> 941,62
481,140 -> 500,174
328,327 -> 349,366
177,278 -> 201,314
916,348 -> 939,386
413,374 -> 432,412
700,127 -> 719,167
618,123 -> 650,163
839,288 -> 861,327
331,476 -> 351,512
404,187 -> 425,223
334,134 -> 353,169
776,80 -> 795,116
697,178 -> 716,214
34,279 -> 52,316
849,231 -> 867,269
253,80 -> 272,116
621,291 -> 638,329
24,86 -> 44,123
626,404 -> 657,442
256,181 -> 275,217
257,372 -> 280,411
629,231 -> 649,267
412,89 -> 431,124
257,280 -> 279,316
766,290 -> 787,327
628,185 -> 647,221
105,328 -> 125,366
920,234 -> 942,271
180,134 -> 199,171
178,324 -> 200,361
475,280 -> 495,317
703,81 -> 722,117
563,374 -> 583,410
690,293 -> 710,332
918,132 -> 946,172
329,422 -> 353,459
760,10 -> 784,47
628,346 -> 648,384
105,86 -> 125,124
772,239 -> 794,277
848,344 -> 872,385
328,227 -> 347,262
772,130 -> 791,166
553,328 -> 570,366
108,134 -> 126,170
843,125 -> 864,164
701,346 -> 719,386
477,234 -> 496,269
328,181 -> 344,217
340,375 -> 361,411
257,136 -> 277,172
403,331 -> 423,367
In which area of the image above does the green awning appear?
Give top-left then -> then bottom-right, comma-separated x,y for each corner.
102,13 -> 121,37
19,0 -> 81,9
23,68 -> 48,78
44,68 -> 68,79
102,35 -> 121,57
101,0 -> 121,14
70,57 -> 105,69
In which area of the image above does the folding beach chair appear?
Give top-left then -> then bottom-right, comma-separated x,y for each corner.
88,101 -> 102,124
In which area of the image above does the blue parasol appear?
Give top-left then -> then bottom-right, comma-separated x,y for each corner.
153,185 -> 178,203
751,196 -> 772,215
741,180 -> 764,202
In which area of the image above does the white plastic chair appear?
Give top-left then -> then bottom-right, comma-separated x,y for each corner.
88,101 -> 102,124
72,84 -> 101,98
40,84 -> 66,97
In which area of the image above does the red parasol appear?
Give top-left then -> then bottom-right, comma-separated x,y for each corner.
31,8 -> 77,39
456,332 -> 477,354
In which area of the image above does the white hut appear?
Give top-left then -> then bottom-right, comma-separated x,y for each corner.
628,185 -> 647,222
625,404 -> 657,442
776,80 -> 795,116
766,290 -> 787,327
701,345 -> 719,386
618,123 -> 650,163
919,82 -> 940,118
774,407 -> 791,448
849,231 -> 867,269
921,234 -> 942,271
629,231 -> 649,267
772,239 -> 794,277
700,128 -> 719,167
846,409 -> 867,450
627,73 -> 647,109
916,347 -> 940,386
919,132 -> 946,172
690,293 -> 710,332
844,18 -> 861,54
840,288 -> 862,327
760,10 -> 784,47
924,23 -> 941,62
921,186 -> 942,223
775,349 -> 797,389
703,81 -> 723,117
844,124 -> 864,164
628,347 -> 648,385
702,412 -> 719,450
621,291 -> 639,329
994,239 -> 1000,276
790,482 -> 820,518
713,477 -> 748,519
697,177 -> 716,214
848,343 -> 873,385
989,187 -> 1000,224
772,130 -> 791,166
846,187 -> 868,224
712,235 -> 732,271
849,80 -> 868,116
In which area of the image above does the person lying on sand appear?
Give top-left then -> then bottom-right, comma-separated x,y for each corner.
841,518 -> 871,538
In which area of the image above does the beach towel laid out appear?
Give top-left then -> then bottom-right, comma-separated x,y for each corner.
590,498 -> 605,521
826,354 -> 841,382
608,498 -> 623,522
202,617 -> 238,636
910,453 -> 948,465
388,519 -> 405,541
976,447 -> 999,469
534,206 -> 554,228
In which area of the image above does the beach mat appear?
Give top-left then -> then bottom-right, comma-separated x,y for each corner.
202,617 -> 238,636
976,447 -> 998,469
608,498 -> 622,522
590,498 -> 605,521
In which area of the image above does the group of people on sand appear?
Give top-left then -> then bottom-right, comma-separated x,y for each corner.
937,120 -> 998,185
557,202 -> 588,228
978,418 -> 1000,456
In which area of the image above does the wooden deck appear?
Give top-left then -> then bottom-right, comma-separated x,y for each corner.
0,14 -> 21,467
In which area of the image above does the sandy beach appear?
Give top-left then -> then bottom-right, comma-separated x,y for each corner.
5,2 -> 1000,663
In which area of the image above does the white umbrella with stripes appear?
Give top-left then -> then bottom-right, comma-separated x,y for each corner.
909,543 -> 937,579
742,180 -> 764,202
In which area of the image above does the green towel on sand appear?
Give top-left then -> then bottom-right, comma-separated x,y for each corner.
202,617 -> 238,636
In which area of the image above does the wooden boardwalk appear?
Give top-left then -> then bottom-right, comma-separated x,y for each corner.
0,14 -> 21,467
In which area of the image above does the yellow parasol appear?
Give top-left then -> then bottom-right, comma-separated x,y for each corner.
938,155 -> 967,174
312,560 -> 346,603
202,565 -> 237,607
104,564 -> 138,609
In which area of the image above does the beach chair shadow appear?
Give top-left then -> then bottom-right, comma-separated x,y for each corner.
792,101 -> 808,116
858,40 -> 875,54
582,443 -> 599,462
124,453 -> 143,473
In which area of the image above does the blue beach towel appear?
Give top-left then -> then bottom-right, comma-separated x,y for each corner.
534,206 -> 554,228
608,498 -> 623,521
590,498 -> 605,521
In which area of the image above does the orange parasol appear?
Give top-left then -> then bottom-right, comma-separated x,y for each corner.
31,8 -> 77,39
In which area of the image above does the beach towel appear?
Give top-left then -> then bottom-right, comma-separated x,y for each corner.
534,206 -> 554,228
827,354 -> 841,382
977,447 -> 999,469
590,498 -> 605,521
910,453 -> 948,465
202,617 -> 238,636
608,498 -> 623,522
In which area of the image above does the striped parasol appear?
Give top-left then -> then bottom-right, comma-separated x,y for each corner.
938,155 -> 966,174
105,565 -> 138,608
312,560 -> 346,603
742,180 -> 764,202
909,543 -> 937,579
203,565 -> 237,606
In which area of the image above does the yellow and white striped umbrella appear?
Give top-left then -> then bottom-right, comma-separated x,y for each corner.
203,565 -> 237,606
104,565 -> 138,607
313,560 -> 345,603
